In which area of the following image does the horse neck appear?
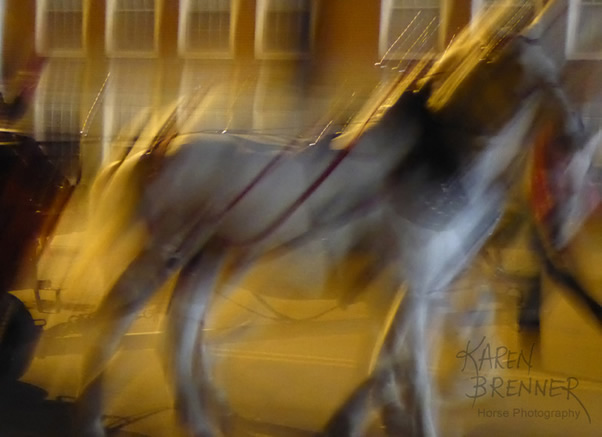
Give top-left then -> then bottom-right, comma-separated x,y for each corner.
345,91 -> 426,165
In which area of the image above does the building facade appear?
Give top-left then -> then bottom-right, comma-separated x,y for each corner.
2,0 -> 602,182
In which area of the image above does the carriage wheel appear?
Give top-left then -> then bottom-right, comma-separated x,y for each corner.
0,293 -> 40,382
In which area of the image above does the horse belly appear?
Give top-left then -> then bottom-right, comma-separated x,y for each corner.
215,157 -> 315,247
139,137 -> 313,252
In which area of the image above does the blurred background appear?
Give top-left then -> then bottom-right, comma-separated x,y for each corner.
1,1 -> 602,436
2,0 -> 600,188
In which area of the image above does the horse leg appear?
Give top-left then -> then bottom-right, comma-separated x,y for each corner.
321,289 -> 424,437
166,247 -> 291,436
518,272 -> 542,330
408,292 -> 435,437
332,293 -> 434,437
167,251 -> 223,437
319,371 -> 384,437
75,247 -> 179,437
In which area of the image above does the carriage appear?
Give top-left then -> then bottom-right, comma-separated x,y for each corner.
0,128 -> 75,381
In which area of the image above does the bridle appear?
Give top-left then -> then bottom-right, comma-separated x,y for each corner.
530,123 -> 602,326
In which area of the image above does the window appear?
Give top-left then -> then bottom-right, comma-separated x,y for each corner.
179,0 -> 235,58
567,0 -> 602,59
103,60 -> 156,162
179,62 -> 241,132
34,59 -> 83,179
252,65 -> 306,135
36,0 -> 85,55
471,0 -> 541,17
470,0 -> 542,39
35,59 -> 83,139
255,0 -> 315,59
379,0 -> 442,60
581,100 -> 602,131
106,0 -> 157,56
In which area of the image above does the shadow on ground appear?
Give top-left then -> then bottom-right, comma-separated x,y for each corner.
0,380 -> 149,437
0,380 -> 74,437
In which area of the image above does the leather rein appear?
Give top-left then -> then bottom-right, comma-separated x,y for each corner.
141,60 -> 430,248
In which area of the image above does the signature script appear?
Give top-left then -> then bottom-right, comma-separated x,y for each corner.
456,336 -> 591,423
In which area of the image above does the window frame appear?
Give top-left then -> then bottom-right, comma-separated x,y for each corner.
34,59 -> 84,141
470,0 -> 543,19
566,0 -> 602,60
255,0 -> 317,60
105,0 -> 159,58
101,59 -> 157,162
379,0 -> 444,61
35,0 -> 87,56
178,0 -> 237,59
178,61 -> 242,132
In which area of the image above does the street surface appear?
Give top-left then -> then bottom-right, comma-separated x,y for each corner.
2,190 -> 601,437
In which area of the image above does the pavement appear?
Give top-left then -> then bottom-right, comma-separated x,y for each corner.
2,188 -> 185,437
2,189 -> 601,437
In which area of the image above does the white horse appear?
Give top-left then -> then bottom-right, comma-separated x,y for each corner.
71,4 -> 587,437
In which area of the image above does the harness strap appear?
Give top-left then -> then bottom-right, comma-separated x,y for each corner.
537,230 -> 602,327
157,58 -> 432,256
530,123 -> 602,327
530,123 -> 557,225
142,86 -> 213,177
221,59 -> 433,247
225,147 -> 352,247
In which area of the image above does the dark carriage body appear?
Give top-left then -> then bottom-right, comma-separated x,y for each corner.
0,130 -> 75,380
